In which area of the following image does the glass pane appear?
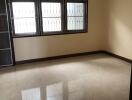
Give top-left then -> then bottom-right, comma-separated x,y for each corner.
12,2 -> 35,18
67,3 -> 84,16
68,17 -> 84,30
41,3 -> 61,17
0,0 -> 6,13
43,18 -> 61,32
0,50 -> 12,66
0,33 -> 10,49
0,15 -> 8,31
14,18 -> 36,34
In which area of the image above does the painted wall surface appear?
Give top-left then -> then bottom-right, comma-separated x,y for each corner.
105,0 -> 132,60
14,0 -> 107,61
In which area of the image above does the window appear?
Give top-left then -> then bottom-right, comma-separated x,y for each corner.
9,0 -> 87,37
41,2 -> 62,32
67,3 -> 84,30
12,2 -> 36,35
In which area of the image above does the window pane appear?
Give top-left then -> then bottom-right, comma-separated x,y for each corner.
0,15 -> 8,31
67,3 -> 84,16
12,2 -> 35,18
68,17 -> 84,30
0,0 -> 6,13
41,2 -> 62,32
41,3 -> 61,17
0,33 -> 10,49
43,18 -> 61,32
67,3 -> 84,30
12,2 -> 36,34
0,50 -> 12,65
14,18 -> 36,34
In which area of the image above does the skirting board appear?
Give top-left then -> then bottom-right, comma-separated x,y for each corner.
130,65 -> 132,100
16,50 -> 104,64
16,50 -> 132,64
103,51 -> 132,63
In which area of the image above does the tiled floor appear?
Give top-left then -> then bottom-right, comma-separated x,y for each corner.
0,54 -> 131,100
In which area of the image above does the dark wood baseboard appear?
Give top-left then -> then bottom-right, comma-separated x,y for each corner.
103,51 -> 132,63
130,65 -> 132,100
16,50 -> 104,64
16,50 -> 132,65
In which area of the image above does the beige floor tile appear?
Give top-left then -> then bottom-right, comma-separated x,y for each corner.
0,54 -> 131,100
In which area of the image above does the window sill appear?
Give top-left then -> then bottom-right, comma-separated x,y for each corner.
12,31 -> 88,38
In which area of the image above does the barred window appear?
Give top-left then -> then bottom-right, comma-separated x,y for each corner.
67,3 -> 84,30
9,0 -> 87,37
41,3 -> 61,32
12,2 -> 36,35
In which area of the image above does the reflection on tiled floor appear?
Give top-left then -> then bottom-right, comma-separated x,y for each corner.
22,88 -> 41,100
0,54 -> 131,100
47,82 -> 63,100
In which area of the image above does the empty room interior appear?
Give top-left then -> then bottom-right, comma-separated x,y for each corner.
0,0 -> 132,100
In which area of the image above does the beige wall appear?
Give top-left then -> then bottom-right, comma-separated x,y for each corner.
14,0 -> 107,61
105,0 -> 132,60
13,0 -> 132,61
